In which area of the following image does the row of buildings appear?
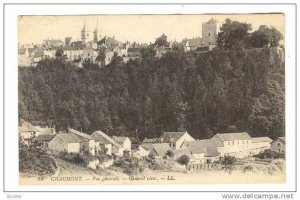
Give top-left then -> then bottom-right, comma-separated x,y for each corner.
18,120 -> 131,157
18,18 -> 219,67
19,119 -> 285,166
136,131 -> 285,164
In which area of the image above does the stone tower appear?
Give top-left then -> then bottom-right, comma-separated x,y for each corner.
202,18 -> 217,46
81,19 -> 90,44
93,19 -> 99,43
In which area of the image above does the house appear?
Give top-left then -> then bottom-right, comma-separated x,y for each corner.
18,120 -> 40,145
181,138 -> 222,163
160,131 -> 195,150
113,136 -> 131,152
136,143 -> 153,158
212,132 -> 252,158
251,137 -> 273,154
151,143 -> 172,158
181,37 -> 204,52
92,131 -> 124,157
35,134 -> 55,148
68,128 -> 96,156
271,137 -> 285,153
92,131 -> 113,155
136,143 -> 171,158
173,148 -> 200,164
48,133 -> 81,153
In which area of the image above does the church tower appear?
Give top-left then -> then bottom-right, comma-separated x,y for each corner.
81,19 -> 90,44
93,19 -> 99,43
202,18 -> 217,46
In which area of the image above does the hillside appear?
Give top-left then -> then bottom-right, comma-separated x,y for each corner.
18,47 -> 285,139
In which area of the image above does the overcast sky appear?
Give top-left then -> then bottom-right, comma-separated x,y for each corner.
18,14 -> 284,45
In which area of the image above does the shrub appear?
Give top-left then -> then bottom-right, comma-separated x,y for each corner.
272,159 -> 285,172
243,164 -> 256,173
113,157 -> 139,175
221,155 -> 237,174
177,154 -> 190,166
267,164 -> 280,175
19,143 -> 57,176
148,152 -> 155,160
165,150 -> 174,158
162,155 -> 167,159
254,150 -> 285,159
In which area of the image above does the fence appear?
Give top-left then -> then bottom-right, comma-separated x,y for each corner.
187,163 -> 215,171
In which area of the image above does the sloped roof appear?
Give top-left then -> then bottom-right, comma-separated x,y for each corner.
113,136 -> 129,144
35,127 -> 56,135
140,143 -> 154,151
181,38 -> 203,47
55,133 -> 81,143
142,138 -> 159,143
92,131 -> 122,148
160,131 -> 187,143
18,120 -> 39,132
271,137 -> 285,144
152,143 -> 171,156
252,137 -> 273,143
36,134 -> 55,141
68,128 -> 94,141
182,138 -> 222,157
173,149 -> 195,159
97,36 -> 121,47
213,132 -> 251,141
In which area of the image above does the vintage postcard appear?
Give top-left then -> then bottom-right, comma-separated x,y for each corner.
18,14 -> 285,185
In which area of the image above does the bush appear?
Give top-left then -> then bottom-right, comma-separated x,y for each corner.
177,154 -> 190,166
267,164 -> 280,175
19,143 -> 57,176
148,152 -> 155,160
113,157 -> 140,175
221,155 -> 237,174
243,164 -> 256,173
254,150 -> 285,159
59,151 -> 89,167
165,150 -> 174,158
272,159 -> 285,172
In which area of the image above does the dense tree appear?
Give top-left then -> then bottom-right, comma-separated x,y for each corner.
247,25 -> 283,48
154,33 -> 168,47
217,18 -> 252,49
19,46 -> 284,139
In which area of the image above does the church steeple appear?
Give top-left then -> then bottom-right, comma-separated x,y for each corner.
81,19 -> 90,44
93,19 -> 99,42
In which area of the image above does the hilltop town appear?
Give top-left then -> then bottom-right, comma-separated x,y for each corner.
18,18 -> 219,67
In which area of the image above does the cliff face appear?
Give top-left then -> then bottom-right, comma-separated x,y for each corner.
18,47 -> 285,139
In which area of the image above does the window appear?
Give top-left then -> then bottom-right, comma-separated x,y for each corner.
228,141 -> 230,145
208,33 -> 211,36
237,141 -> 239,145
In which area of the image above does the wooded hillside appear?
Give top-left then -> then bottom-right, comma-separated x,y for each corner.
18,47 -> 284,140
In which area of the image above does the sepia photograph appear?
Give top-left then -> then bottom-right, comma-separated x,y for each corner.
17,14 -> 286,185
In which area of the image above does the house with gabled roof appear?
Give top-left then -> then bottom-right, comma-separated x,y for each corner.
212,132 -> 252,158
271,137 -> 285,153
181,138 -> 223,163
160,131 -> 195,150
136,143 -> 171,158
48,133 -> 81,154
113,136 -> 131,152
68,128 -> 96,156
92,131 -> 113,155
18,120 -> 40,145
92,131 -> 124,157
